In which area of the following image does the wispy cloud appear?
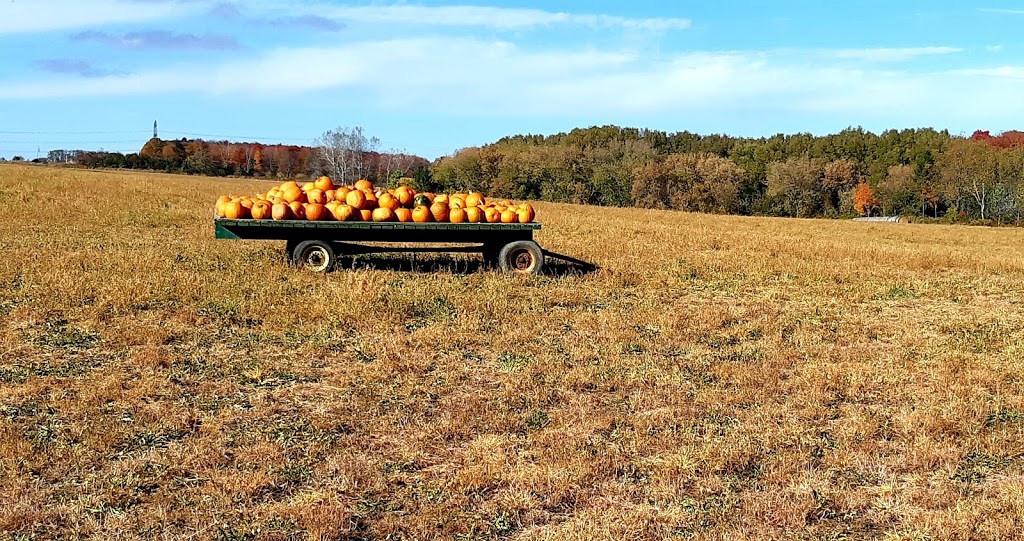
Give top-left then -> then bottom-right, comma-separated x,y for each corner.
209,2 -> 343,31
313,4 -> 692,31
36,59 -> 127,78
978,8 -> 1024,14
6,38 -> 1023,127
827,46 -> 962,62
268,14 -> 344,32
72,30 -> 243,51
0,0 -> 197,35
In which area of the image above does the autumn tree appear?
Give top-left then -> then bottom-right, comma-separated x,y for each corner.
852,182 -> 880,216
937,138 -> 998,220
822,158 -> 859,211
766,155 -> 825,217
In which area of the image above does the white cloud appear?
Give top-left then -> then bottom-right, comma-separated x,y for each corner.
217,1 -> 690,31
827,46 -> 962,62
0,0 -> 197,35
2,37 -> 1022,124
978,8 -> 1024,14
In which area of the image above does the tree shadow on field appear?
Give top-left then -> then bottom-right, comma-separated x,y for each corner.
333,253 -> 598,277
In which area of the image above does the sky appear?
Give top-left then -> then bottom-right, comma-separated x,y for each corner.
1,0 -> 1024,160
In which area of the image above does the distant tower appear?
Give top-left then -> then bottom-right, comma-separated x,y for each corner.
153,121 -> 158,139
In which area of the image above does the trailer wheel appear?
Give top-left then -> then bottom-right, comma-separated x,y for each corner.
498,240 -> 544,275
291,240 -> 335,273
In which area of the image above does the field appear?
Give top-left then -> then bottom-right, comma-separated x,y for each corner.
1,163 -> 1023,540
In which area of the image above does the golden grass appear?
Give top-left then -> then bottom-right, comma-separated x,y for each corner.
2,163 -> 1024,540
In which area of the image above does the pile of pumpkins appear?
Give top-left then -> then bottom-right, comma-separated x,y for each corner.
215,177 -> 536,224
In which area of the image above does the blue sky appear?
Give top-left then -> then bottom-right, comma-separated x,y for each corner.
1,1 -> 1023,160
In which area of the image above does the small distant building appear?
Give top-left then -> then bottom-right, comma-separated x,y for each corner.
853,216 -> 911,223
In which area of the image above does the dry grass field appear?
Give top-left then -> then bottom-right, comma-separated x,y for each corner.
2,163 -> 1024,540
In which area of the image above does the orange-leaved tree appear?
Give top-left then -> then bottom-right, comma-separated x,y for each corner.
852,182 -> 880,216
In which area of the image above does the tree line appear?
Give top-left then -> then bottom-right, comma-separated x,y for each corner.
429,126 -> 1024,224
44,124 -> 1024,225
56,130 -> 430,185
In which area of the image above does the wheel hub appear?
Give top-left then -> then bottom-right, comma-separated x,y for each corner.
511,249 -> 535,271
304,248 -> 329,272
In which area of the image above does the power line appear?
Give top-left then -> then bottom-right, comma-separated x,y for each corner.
0,130 -> 150,135
160,130 -> 313,142
0,140 -> 147,145
0,149 -> 141,154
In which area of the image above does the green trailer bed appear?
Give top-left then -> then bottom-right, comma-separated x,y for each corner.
214,218 -> 564,274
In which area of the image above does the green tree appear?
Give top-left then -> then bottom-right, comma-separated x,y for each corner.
766,156 -> 825,217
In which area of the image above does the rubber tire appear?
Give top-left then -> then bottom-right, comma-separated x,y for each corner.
498,240 -> 544,275
291,240 -> 336,273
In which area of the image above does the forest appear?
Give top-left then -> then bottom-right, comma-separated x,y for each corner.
431,127 -> 1024,224
54,135 -> 430,187
49,126 -> 1024,224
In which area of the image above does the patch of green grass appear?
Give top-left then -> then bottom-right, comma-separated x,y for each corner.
986,406 -> 1024,427
27,317 -> 99,350
878,284 -> 916,300
950,451 -> 1015,484
497,352 -> 535,372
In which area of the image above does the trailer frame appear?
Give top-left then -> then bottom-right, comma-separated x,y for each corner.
214,218 -> 566,274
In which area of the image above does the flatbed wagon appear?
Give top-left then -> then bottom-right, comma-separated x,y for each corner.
214,218 -> 570,274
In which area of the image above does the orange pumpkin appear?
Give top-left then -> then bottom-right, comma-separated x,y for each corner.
372,207 -> 395,222
449,198 -> 465,209
354,179 -> 374,192
517,205 -> 535,223
216,196 -> 231,217
358,209 -> 373,222
289,201 -> 306,220
395,208 -> 413,222
412,206 -> 432,223
272,202 -> 291,220
331,203 -> 355,222
251,200 -> 272,220
346,189 -> 367,210
449,207 -> 467,223
324,189 -> 336,202
282,185 -> 305,204
314,176 -> 334,191
484,207 -> 501,223
378,193 -> 400,211
501,209 -> 517,223
307,189 -> 327,205
305,203 -> 329,221
395,186 -> 415,207
223,201 -> 249,220
336,186 -> 351,201
434,194 -> 449,205
430,201 -> 450,223
466,193 -> 485,207
465,207 -> 482,223
362,190 -> 378,210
